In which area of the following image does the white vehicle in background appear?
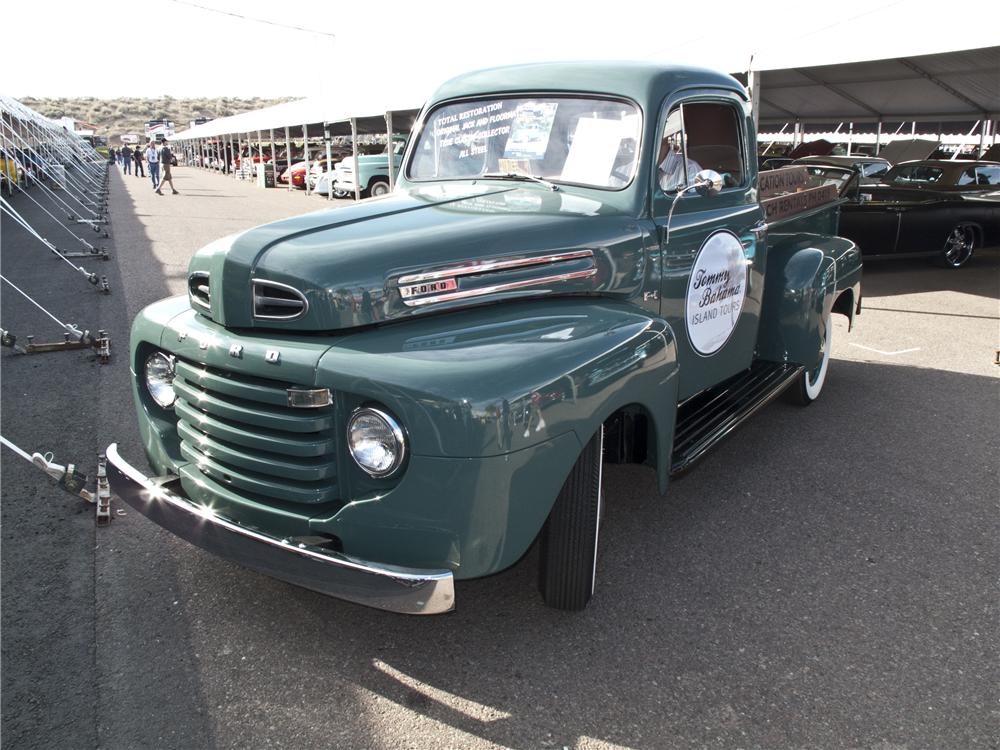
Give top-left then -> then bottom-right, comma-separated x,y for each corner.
144,119 -> 175,143
307,165 -> 350,198
329,138 -> 406,198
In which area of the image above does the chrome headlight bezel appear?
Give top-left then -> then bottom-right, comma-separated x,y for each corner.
347,406 -> 406,478
144,351 -> 177,409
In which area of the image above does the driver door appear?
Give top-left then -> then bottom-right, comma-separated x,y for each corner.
652,96 -> 766,401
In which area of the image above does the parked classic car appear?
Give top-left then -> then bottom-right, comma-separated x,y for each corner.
794,155 -> 890,184
838,159 -> 1000,267
107,62 -> 861,615
331,138 -> 407,198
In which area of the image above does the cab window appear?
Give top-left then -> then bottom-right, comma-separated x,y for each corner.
656,101 -> 745,194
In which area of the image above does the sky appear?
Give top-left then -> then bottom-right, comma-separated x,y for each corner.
6,0 -> 999,103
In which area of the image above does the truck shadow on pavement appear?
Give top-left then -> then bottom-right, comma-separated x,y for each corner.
176,358 -> 997,749
93,169 -> 220,750
860,245 -> 999,300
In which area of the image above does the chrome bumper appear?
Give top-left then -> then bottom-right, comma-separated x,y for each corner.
105,443 -> 455,615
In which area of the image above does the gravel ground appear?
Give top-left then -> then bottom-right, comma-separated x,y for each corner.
2,164 -> 998,750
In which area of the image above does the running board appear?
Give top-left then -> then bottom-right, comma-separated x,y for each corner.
670,362 -> 802,475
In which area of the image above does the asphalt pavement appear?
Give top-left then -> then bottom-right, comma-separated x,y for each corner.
2,164 -> 998,750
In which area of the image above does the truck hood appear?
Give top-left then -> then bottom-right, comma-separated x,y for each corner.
187,183 -> 647,331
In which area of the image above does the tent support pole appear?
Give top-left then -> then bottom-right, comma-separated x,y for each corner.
257,129 -> 263,183
269,128 -> 275,187
324,123 -> 333,201
875,120 -> 882,156
285,126 -> 292,191
351,118 -> 361,202
303,123 -> 310,196
386,111 -> 395,190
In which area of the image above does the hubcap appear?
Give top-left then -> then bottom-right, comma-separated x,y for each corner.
944,226 -> 974,266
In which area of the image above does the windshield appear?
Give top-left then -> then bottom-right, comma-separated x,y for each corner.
407,96 -> 641,190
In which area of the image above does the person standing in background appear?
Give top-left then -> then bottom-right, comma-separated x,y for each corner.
133,145 -> 144,178
145,141 -> 160,191
108,147 -> 116,165
121,144 -> 132,175
156,140 -> 178,195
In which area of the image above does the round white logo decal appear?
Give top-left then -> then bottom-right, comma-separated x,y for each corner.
685,230 -> 748,355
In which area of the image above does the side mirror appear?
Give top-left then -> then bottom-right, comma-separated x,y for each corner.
663,169 -> 725,246
694,169 -> 724,197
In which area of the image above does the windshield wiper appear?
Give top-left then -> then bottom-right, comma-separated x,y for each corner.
480,172 -> 559,192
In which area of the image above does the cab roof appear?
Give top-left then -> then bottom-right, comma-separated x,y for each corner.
427,61 -> 747,110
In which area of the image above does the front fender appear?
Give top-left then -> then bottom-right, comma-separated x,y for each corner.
319,298 -> 678,462
757,234 -> 860,368
314,298 -> 679,577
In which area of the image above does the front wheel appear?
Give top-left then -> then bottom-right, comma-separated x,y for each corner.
936,224 -> 976,268
789,311 -> 832,405
538,427 -> 604,611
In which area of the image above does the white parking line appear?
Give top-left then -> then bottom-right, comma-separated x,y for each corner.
849,343 -> 922,356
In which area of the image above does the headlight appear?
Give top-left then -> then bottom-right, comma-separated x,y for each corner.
347,407 -> 406,477
144,351 -> 177,409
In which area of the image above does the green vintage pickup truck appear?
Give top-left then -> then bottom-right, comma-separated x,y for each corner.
107,62 -> 861,615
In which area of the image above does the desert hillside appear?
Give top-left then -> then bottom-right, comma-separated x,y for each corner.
19,96 -> 293,144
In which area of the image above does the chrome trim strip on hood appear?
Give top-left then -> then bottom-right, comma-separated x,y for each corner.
402,267 -> 598,307
398,250 -> 596,307
398,249 -> 595,284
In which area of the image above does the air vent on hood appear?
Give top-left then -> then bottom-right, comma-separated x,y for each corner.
188,272 -> 211,312
252,280 -> 309,321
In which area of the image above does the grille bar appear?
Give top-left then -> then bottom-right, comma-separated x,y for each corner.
179,442 -> 338,504
173,380 -> 333,433
173,357 -> 339,508
174,400 -> 335,458
177,421 -> 336,482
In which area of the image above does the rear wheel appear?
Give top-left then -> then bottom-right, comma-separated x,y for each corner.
936,223 -> 976,268
368,179 -> 390,198
538,427 -> 604,611
789,311 -> 832,405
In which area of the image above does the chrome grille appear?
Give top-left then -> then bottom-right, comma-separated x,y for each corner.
188,272 -> 211,311
173,358 -> 338,506
252,280 -> 308,320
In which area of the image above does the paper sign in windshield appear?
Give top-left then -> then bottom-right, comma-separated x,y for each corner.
561,118 -> 624,185
504,103 -> 557,160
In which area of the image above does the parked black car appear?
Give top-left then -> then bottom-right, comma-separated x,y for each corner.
837,160 -> 1000,268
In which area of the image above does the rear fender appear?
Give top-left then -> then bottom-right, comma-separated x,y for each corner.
757,234 -> 860,368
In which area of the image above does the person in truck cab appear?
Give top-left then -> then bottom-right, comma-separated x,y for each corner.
657,107 -> 703,191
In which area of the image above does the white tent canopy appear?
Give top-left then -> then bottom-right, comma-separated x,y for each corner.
170,45 -> 998,141
171,94 -> 420,142
751,45 -> 999,126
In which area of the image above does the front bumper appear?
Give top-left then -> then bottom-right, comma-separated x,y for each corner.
105,443 -> 455,615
